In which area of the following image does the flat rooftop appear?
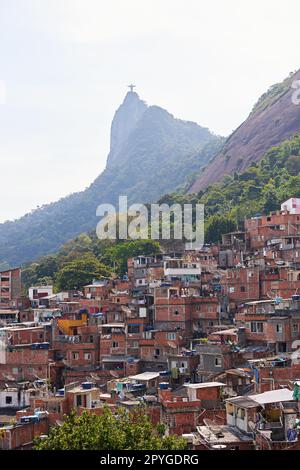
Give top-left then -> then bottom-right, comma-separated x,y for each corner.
197,424 -> 253,445
128,372 -> 160,381
184,382 -> 225,389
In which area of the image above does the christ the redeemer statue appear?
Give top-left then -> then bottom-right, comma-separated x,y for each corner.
128,84 -> 136,92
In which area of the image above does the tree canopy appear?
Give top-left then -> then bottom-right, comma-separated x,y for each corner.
34,407 -> 187,451
55,254 -> 113,291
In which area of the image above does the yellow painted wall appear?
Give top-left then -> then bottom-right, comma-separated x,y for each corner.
58,314 -> 87,335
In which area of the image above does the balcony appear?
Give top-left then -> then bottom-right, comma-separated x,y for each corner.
55,335 -> 81,343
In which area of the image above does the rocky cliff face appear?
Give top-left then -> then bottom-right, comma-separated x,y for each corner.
189,69 -> 300,193
107,91 -> 147,168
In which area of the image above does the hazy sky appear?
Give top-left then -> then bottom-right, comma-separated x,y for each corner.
0,0 -> 300,222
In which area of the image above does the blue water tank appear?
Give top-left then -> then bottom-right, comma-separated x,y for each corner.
20,416 -> 31,424
81,382 -> 93,390
57,388 -> 65,396
20,415 -> 39,424
159,382 -> 169,390
292,294 -> 300,301
159,370 -> 171,377
35,380 -> 45,386
30,415 -> 39,423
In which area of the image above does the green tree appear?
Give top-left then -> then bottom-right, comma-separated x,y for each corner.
101,240 -> 161,276
262,182 -> 279,213
34,407 -> 187,450
55,255 -> 113,291
205,214 -> 236,243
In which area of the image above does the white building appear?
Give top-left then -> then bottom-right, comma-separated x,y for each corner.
0,388 -> 31,408
28,285 -> 53,301
163,258 -> 201,281
281,198 -> 300,214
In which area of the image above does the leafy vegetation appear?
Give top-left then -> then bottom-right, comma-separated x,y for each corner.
55,255 -> 113,291
22,234 -> 161,290
34,407 -> 187,451
159,134 -> 300,242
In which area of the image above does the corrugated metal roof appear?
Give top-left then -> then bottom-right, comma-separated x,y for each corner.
251,388 -> 293,405
227,388 -> 294,407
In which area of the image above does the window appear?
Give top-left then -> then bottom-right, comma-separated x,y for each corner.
155,348 -> 160,356
89,335 -> 94,343
237,408 -> 245,420
215,357 -> 222,367
250,322 -> 263,333
72,352 -> 79,360
293,324 -> 298,334
276,324 -> 283,333
167,332 -> 176,341
76,395 -> 82,407
5,396 -> 12,404
84,353 -> 91,360
173,309 -> 179,315
112,341 -> 119,348
209,321 -> 214,327
133,341 -> 139,348
240,286 -> 246,292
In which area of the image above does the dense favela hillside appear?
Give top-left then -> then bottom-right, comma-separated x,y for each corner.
189,69 -> 300,192
0,91 -> 222,267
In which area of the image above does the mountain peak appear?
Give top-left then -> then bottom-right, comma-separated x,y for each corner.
0,88 -> 219,266
107,90 -> 147,167
123,90 -> 142,102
